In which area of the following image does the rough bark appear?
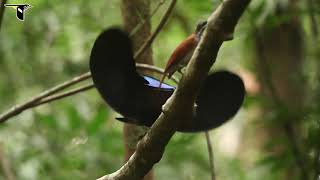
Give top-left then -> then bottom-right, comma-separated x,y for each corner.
121,0 -> 154,180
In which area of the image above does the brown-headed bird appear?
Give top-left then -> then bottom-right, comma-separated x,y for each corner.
159,21 -> 207,87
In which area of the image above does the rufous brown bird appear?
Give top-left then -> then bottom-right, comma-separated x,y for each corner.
159,21 -> 207,87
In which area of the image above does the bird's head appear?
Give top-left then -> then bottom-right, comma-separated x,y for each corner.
195,20 -> 207,41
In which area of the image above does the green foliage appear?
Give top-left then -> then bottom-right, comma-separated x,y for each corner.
0,0 -> 319,179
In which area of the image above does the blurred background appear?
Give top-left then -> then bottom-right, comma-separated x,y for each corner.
0,0 -> 319,179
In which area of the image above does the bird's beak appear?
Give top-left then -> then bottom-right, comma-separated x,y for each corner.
202,21 -> 208,31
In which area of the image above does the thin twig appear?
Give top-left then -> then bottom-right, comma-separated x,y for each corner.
134,0 -> 177,60
205,131 -> 216,180
150,0 -> 166,17
0,72 -> 91,123
136,63 -> 179,84
129,0 -> 167,37
33,84 -> 94,107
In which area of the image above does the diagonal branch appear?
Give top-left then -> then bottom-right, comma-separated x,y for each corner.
205,131 -> 216,180
97,0 -> 251,179
33,84 -> 94,107
0,72 -> 91,123
134,0 -> 177,60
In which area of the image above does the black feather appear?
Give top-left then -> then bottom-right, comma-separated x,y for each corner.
89,28 -> 245,132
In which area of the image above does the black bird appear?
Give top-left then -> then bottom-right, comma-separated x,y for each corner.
90,28 -> 173,125
89,28 -> 245,132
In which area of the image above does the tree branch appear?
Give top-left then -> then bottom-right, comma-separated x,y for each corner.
97,0 -> 250,179
135,63 -> 179,84
134,0 -> 177,60
33,84 -> 94,107
0,72 -> 91,123
129,0 -> 166,38
205,132 -> 216,180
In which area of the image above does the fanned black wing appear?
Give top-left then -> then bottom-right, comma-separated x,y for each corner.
89,28 -> 245,132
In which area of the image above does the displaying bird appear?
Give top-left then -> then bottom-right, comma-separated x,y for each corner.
158,21 -> 207,87
89,27 -> 245,132
90,28 -> 174,126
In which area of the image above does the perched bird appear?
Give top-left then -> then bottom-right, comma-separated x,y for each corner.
89,28 -> 245,132
159,21 -> 207,87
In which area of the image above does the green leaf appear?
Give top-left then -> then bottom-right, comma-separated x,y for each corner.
86,108 -> 108,135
